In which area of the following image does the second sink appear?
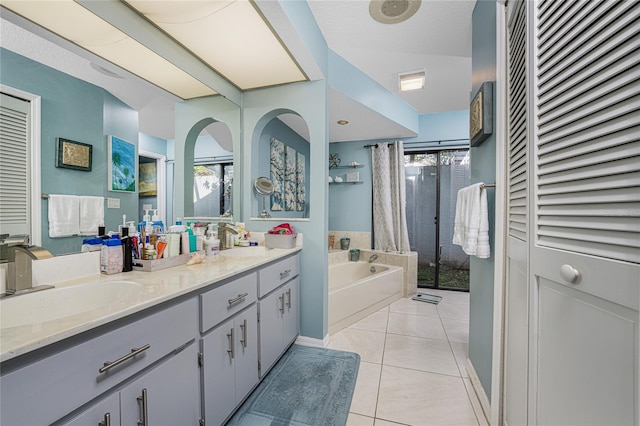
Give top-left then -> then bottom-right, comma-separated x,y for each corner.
1,281 -> 142,329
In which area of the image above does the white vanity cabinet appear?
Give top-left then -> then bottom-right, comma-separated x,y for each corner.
0,298 -> 199,426
64,343 -> 199,426
258,254 -> 300,376
63,393 -> 120,426
201,304 -> 258,426
199,271 -> 259,426
119,342 -> 200,426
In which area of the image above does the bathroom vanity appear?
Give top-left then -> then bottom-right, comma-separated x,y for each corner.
0,247 -> 301,426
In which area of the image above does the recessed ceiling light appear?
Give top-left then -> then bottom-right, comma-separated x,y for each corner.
398,70 -> 425,92
90,62 -> 124,79
370,0 -> 421,24
337,120 -> 349,125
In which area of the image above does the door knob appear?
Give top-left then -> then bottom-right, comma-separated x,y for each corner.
559,264 -> 581,284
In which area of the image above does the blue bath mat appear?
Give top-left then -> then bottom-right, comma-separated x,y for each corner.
227,344 -> 360,426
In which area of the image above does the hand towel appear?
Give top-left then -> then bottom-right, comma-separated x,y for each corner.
79,196 -> 104,236
48,194 -> 80,238
453,183 -> 490,258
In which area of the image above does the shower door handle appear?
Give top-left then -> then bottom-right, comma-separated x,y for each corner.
433,216 -> 438,225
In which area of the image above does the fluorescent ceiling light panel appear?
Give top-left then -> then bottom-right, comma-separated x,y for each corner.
1,0 -> 216,99
398,70 -> 425,92
125,0 -> 306,90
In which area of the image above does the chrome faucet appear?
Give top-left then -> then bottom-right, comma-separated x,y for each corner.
368,254 -> 379,263
1,234 -> 54,297
217,222 -> 239,250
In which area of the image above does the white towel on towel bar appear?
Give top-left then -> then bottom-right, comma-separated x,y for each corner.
48,194 -> 80,238
452,183 -> 490,258
79,196 -> 104,236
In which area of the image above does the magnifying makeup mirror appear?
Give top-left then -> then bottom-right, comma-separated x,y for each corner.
254,177 -> 274,218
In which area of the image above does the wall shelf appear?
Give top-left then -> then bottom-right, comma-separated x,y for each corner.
329,164 -> 364,169
329,181 -> 364,185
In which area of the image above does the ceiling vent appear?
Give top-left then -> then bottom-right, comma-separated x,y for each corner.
369,0 -> 421,24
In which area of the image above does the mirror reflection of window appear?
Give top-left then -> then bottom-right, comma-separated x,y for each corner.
192,125 -> 233,218
193,163 -> 233,216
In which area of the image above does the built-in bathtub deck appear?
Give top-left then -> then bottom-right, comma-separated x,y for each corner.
328,249 -> 417,335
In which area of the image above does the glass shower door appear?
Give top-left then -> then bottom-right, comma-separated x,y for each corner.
405,150 -> 470,290
405,153 -> 438,287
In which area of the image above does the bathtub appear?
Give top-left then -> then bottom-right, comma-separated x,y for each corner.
329,261 -> 403,334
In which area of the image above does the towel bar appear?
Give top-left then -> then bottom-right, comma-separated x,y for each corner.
42,193 -> 106,200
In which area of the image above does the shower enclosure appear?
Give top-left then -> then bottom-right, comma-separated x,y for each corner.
405,150 -> 470,290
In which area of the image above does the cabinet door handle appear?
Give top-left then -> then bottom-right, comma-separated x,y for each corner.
99,345 -> 150,373
286,288 -> 292,309
278,294 -> 285,313
227,327 -> 235,359
280,269 -> 292,279
228,292 -> 249,306
136,388 -> 148,426
240,319 -> 247,348
98,413 -> 111,426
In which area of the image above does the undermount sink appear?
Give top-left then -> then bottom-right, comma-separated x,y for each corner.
1,281 -> 142,329
219,246 -> 271,258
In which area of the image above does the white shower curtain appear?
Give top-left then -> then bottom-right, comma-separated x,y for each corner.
371,141 -> 410,253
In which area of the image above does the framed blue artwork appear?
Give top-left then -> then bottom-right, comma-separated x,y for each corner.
107,135 -> 137,192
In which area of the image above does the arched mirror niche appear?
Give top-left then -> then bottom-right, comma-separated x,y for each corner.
182,117 -> 236,222
253,111 -> 310,220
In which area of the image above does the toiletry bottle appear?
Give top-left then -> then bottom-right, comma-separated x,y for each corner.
181,231 -> 190,254
203,232 -> 213,256
101,237 -> 123,275
121,227 -> 133,272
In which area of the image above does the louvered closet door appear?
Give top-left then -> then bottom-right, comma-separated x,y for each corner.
532,1 -> 640,424
0,93 -> 31,236
503,1 -> 529,425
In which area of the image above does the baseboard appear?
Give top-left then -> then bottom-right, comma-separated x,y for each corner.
295,334 -> 329,348
466,358 -> 491,423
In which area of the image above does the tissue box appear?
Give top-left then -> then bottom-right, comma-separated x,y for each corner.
265,233 -> 297,249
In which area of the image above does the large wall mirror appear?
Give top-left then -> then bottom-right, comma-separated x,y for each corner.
192,121 -> 234,218
175,96 -> 241,224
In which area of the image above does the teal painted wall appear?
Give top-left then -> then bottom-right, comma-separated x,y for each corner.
139,133 -> 168,157
0,48 -> 139,255
469,0 -> 497,400
328,110 -> 469,233
328,141 -> 372,232
243,80 -> 329,340
194,134 -> 233,163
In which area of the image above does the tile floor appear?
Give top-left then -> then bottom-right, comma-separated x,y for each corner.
327,289 -> 489,426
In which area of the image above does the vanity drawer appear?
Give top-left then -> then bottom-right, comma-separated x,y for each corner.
0,297 -> 197,426
258,253 -> 300,297
200,272 -> 257,333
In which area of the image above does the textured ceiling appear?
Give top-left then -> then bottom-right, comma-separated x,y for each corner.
308,0 -> 475,115
1,1 -> 476,142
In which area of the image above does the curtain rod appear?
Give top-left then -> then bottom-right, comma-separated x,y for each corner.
364,138 -> 468,148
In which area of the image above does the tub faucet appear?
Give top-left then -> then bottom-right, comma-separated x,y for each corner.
368,254 -> 379,263
1,234 -> 54,298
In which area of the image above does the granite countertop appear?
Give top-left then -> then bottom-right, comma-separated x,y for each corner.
0,246 -> 301,363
